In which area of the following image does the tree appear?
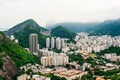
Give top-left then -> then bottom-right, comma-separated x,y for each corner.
0,59 -> 3,69
0,75 -> 5,80
26,69 -> 33,75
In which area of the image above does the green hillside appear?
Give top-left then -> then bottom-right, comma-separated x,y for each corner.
14,25 -> 47,48
51,26 -> 76,40
5,19 -> 48,48
93,19 -> 120,36
0,32 -> 39,67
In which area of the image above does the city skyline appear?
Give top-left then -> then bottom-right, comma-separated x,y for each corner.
0,0 -> 120,30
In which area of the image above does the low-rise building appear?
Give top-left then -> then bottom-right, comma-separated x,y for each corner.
17,74 -> 29,80
32,75 -> 51,80
55,69 -> 87,80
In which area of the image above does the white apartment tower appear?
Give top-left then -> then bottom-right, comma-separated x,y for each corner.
51,37 -> 55,48
46,37 -> 50,48
61,38 -> 65,48
56,37 -> 61,50
29,34 -> 38,54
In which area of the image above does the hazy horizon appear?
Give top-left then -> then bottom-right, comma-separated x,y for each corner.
0,0 -> 120,30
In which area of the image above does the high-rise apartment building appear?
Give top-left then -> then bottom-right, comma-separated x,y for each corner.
51,37 -> 55,48
61,38 -> 65,48
56,37 -> 61,50
46,37 -> 50,48
29,34 -> 38,54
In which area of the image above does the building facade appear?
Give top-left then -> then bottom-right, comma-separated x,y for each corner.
29,34 -> 38,54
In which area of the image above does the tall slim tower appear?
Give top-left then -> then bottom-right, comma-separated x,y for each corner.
51,37 -> 55,48
29,34 -> 38,54
46,37 -> 50,48
56,37 -> 61,50
61,38 -> 65,48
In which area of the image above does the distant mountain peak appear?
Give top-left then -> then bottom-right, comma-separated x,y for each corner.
24,19 -> 36,23
5,19 -> 48,36
55,26 -> 66,29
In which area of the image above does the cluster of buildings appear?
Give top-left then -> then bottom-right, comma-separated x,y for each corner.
40,30 -> 51,36
19,64 -> 88,80
28,32 -> 120,60
66,62 -> 91,71
74,33 -> 113,53
46,37 -> 67,50
104,53 -> 120,62
20,63 -> 42,73
29,34 -> 67,55
17,74 -> 50,80
98,63 -> 120,71
29,34 -> 69,67
40,49 -> 69,67
19,63 -> 52,80
54,67 -> 87,80
72,32 -> 120,54
20,33 -> 120,80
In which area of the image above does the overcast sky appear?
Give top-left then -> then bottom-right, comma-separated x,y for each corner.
0,0 -> 120,30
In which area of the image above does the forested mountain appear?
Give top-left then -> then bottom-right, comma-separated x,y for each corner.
14,26 -> 47,48
93,19 -> 120,36
5,19 -> 48,48
51,26 -> 76,40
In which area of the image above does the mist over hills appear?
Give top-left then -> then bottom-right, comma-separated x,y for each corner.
46,22 -> 100,33
46,18 -> 120,36
93,19 -> 120,36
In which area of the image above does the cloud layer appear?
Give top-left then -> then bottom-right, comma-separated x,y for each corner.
0,0 -> 120,30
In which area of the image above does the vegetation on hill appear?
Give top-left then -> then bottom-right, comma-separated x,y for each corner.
68,54 -> 84,65
93,19 -> 120,36
51,26 -> 76,40
0,75 -> 5,80
96,46 -> 120,55
0,32 -> 40,67
14,25 -> 47,48
94,68 -> 120,80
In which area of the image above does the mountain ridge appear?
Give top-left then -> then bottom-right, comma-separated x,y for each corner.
46,22 -> 100,33
5,19 -> 48,36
